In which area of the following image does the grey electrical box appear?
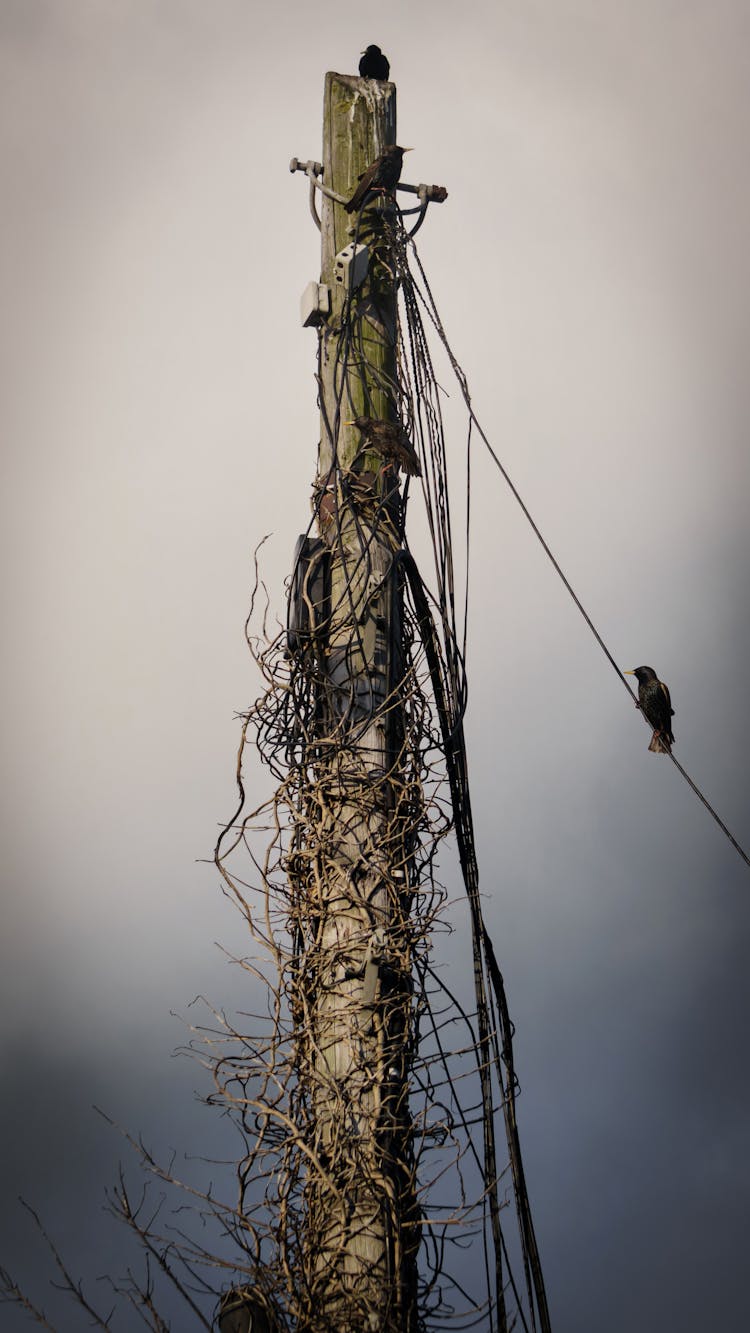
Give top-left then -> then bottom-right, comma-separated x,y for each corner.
334,242 -> 369,292
300,281 -> 331,328
287,535 -> 330,653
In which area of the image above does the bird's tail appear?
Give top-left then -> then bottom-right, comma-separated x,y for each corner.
343,187 -> 364,214
648,730 -> 672,754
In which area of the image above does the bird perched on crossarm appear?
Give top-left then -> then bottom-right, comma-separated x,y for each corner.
346,417 -> 422,477
344,145 -> 411,213
624,665 -> 675,753
359,45 -> 390,80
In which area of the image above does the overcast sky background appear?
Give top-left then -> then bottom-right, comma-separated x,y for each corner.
1,1 -> 749,1329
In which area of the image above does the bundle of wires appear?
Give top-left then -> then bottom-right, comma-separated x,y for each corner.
213,201 -> 552,1333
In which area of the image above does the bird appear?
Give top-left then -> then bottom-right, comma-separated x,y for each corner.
359,45 -> 390,80
343,145 -> 411,213
345,417 -> 422,477
623,665 -> 675,753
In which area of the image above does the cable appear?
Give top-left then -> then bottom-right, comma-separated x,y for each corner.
666,752 -> 750,869
389,204 -> 557,1331
405,236 -> 750,875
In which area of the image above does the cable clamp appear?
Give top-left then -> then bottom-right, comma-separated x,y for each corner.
361,927 -> 387,1006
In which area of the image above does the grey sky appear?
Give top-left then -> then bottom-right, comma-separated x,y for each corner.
1,2 -> 748,1329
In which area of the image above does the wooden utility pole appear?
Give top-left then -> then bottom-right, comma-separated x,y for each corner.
290,71 -> 419,1332
318,73 -> 397,471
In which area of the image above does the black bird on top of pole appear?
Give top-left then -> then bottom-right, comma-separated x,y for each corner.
344,145 -> 411,213
624,665 -> 675,753
359,44 -> 390,80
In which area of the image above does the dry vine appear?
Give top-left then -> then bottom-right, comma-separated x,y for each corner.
1,212 -> 549,1333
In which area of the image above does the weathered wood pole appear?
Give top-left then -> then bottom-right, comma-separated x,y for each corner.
318,73 -> 397,472
296,70 -> 419,1332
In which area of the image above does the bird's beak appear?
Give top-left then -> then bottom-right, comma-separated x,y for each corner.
343,419 -> 355,425
402,147 -> 414,153
623,669 -> 635,675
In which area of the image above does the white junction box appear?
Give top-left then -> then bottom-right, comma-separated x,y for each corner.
333,243 -> 369,293
300,281 -> 331,328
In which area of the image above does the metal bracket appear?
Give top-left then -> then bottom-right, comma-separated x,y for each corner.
361,927 -> 387,1006
289,158 -> 344,230
290,156 -> 448,237
398,182 -> 449,238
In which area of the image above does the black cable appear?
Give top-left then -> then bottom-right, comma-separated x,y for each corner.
390,204 -> 554,1331
405,236 -> 750,875
400,551 -> 551,1333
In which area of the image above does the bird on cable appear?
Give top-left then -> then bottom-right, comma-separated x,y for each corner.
344,144 -> 411,213
345,417 -> 422,477
359,44 -> 390,80
623,665 -> 675,753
